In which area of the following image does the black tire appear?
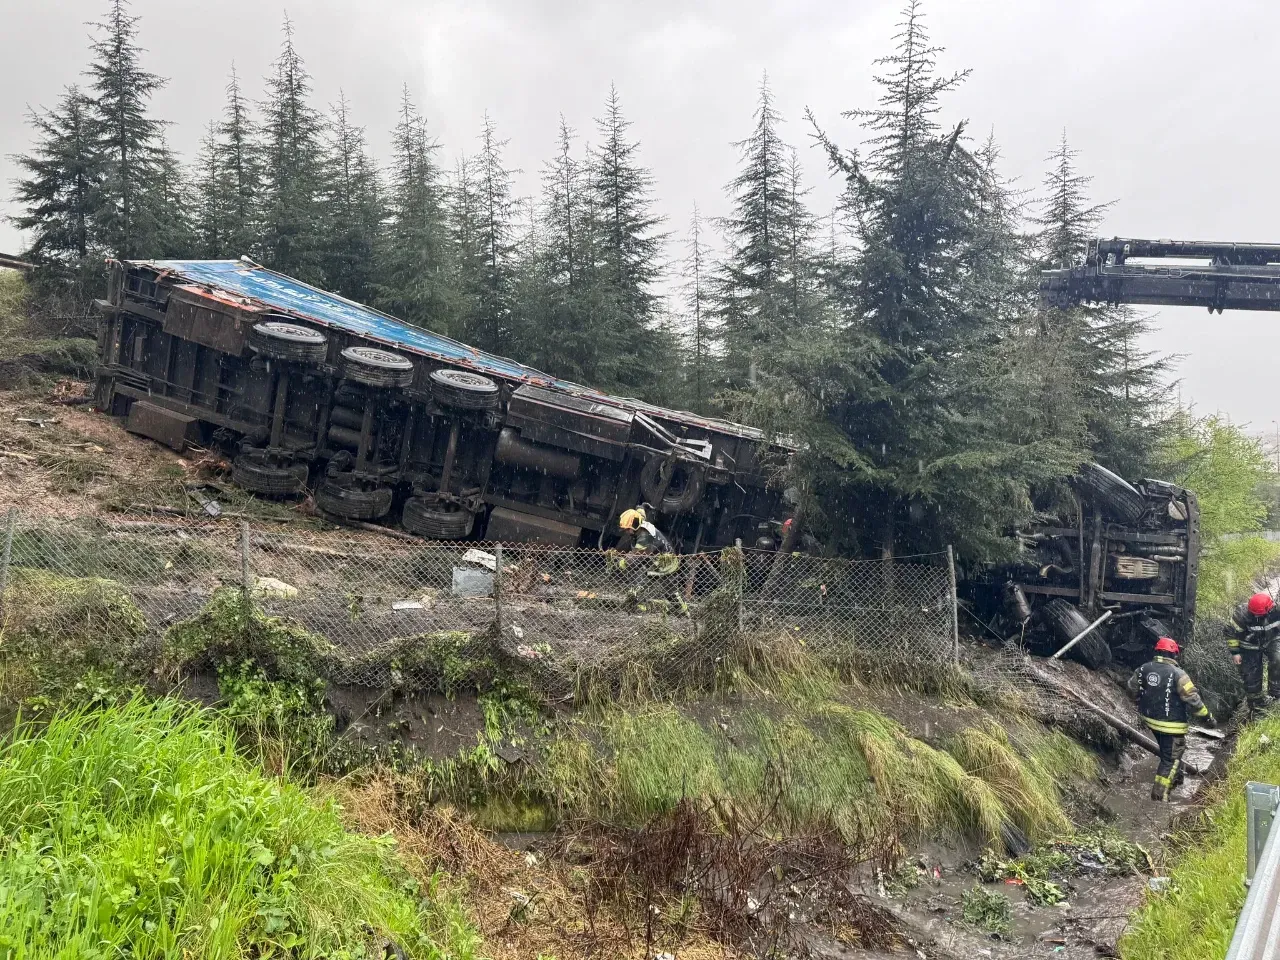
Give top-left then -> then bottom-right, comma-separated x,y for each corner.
1073,462 -> 1147,524
340,346 -> 415,389
232,452 -> 308,497
249,319 -> 328,363
1041,598 -> 1112,669
401,497 -> 475,540
640,456 -> 706,514
429,368 -> 500,411
316,476 -> 393,520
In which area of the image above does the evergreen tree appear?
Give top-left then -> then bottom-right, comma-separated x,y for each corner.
679,203 -> 716,410
321,92 -> 383,302
193,123 -> 225,257
785,0 -> 1072,559
85,0 -> 167,259
452,115 -> 519,355
216,64 -> 261,259
259,15 -> 326,283
1033,133 -> 1170,477
376,86 -> 453,332
587,85 -> 666,343
11,86 -> 105,265
713,75 -> 811,388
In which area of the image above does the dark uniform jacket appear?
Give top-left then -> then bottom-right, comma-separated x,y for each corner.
1127,656 -> 1209,735
1225,601 -> 1280,651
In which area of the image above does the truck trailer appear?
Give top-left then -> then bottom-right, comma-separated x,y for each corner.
93,259 -> 790,549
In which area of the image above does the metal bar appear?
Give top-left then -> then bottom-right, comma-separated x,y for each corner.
493,543 -> 503,633
1227,782 -> 1280,960
1051,610 -> 1113,660
0,508 -> 16,614
947,545 -> 960,664
240,521 -> 251,600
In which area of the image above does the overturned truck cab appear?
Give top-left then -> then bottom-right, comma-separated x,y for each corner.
971,463 -> 1199,669
93,259 -> 790,549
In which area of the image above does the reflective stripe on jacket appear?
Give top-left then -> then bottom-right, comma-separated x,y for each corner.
1127,656 -> 1209,735
1225,602 -> 1280,651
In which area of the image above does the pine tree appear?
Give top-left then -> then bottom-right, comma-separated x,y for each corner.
376,86 -> 453,331
85,0 -> 167,259
453,115 -> 519,355
679,203 -> 716,410
11,86 -> 105,265
216,64 -> 261,259
587,85 -> 666,341
321,92 -> 383,302
713,74 -> 811,388
259,15 -> 326,283
790,0 -> 1070,559
1034,133 -> 1171,477
192,123 -> 225,256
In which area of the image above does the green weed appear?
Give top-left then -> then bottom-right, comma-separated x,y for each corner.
0,697 -> 480,957
960,886 -> 1013,938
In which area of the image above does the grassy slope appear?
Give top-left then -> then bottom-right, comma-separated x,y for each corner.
0,698 -> 480,959
1119,715 -> 1280,959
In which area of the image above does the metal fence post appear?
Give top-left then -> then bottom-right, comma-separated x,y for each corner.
493,542 -> 503,633
240,521 -> 252,601
946,545 -> 960,664
0,508 -> 16,615
735,538 -> 745,633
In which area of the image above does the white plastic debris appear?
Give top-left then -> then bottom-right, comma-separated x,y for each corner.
511,624 -> 525,640
392,600 -> 424,611
462,547 -> 497,571
252,576 -> 298,599
1148,876 -> 1171,893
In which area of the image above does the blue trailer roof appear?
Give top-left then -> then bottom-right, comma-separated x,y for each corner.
144,259 -> 763,441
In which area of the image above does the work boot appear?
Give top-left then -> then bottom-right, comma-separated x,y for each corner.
1151,782 -> 1166,802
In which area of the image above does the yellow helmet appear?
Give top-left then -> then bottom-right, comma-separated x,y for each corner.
619,507 -> 646,531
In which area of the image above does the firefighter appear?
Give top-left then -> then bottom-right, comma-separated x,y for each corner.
1226,591 -> 1280,713
617,503 -> 673,555
1127,637 -> 1216,802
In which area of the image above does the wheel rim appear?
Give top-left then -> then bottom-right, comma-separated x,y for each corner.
255,321 -> 325,344
342,346 -> 413,370
437,370 -> 494,390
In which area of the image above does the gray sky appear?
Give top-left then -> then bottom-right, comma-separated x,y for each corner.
1,0 -> 1276,432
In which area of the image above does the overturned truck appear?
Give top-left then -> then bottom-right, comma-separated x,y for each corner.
93,260 -> 789,549
972,464 -> 1199,669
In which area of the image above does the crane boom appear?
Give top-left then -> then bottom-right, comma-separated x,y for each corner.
1040,237 -> 1280,313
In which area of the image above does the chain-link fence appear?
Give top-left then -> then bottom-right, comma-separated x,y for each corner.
0,508 -> 959,699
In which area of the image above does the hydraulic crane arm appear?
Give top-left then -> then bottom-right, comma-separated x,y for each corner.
1040,238 -> 1280,313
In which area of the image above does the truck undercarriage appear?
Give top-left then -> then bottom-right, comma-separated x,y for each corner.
94,259 -> 790,550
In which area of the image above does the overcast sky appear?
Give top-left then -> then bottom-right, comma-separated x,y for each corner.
1,0 -> 1276,433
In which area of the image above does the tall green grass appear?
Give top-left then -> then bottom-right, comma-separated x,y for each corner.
0,697 -> 479,959
1119,714 -> 1280,960
535,700 -> 1086,849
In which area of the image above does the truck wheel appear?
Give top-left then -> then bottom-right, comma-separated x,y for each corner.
401,497 -> 475,539
1041,598 -> 1112,669
232,452 -> 309,497
249,320 -> 328,364
1073,463 -> 1147,524
640,456 -> 705,514
340,346 -> 415,389
316,475 -> 393,520
429,368 -> 499,411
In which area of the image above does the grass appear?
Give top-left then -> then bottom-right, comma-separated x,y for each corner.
530,696 -> 1089,851
1119,713 -> 1280,960
0,696 -> 480,958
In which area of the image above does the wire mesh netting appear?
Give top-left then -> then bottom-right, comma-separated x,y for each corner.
0,508 -> 959,698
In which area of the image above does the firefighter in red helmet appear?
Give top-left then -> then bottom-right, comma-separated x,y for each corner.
1226,591 -> 1280,714
1127,637 -> 1216,801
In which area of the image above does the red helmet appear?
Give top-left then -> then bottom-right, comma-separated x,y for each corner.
1154,637 -> 1180,656
1249,592 -> 1275,617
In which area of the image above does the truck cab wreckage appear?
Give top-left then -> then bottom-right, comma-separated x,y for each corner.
93,259 -> 788,550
